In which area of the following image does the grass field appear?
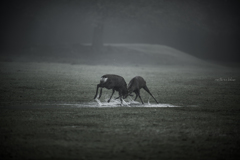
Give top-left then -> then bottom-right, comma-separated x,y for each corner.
1,44 -> 240,159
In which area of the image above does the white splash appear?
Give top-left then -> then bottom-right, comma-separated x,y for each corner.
57,101 -> 181,108
94,96 -> 130,107
95,98 -> 103,106
122,99 -> 130,107
58,94 -> 181,108
93,95 -> 180,107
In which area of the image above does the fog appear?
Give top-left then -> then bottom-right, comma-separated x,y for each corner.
1,0 -> 240,63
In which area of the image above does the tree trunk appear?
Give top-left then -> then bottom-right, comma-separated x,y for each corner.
92,19 -> 104,53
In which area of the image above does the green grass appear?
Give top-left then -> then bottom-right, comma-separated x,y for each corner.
0,61 -> 240,159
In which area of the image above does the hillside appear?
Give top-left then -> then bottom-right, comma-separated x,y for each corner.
1,43 -> 216,67
108,44 -> 210,66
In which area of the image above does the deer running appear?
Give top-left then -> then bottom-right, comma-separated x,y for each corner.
93,74 -> 128,105
127,76 -> 158,104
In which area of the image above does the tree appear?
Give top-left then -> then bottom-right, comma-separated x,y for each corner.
90,1 -> 107,52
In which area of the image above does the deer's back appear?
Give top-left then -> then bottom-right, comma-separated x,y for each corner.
101,74 -> 127,89
128,76 -> 146,89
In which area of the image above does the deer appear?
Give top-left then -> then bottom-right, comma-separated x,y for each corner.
93,74 -> 128,105
127,76 -> 158,104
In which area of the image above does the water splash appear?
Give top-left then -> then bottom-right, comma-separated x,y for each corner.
122,99 -> 130,107
92,95 -> 180,107
58,94 -> 181,108
95,98 -> 102,106
94,95 -> 130,107
148,96 -> 151,105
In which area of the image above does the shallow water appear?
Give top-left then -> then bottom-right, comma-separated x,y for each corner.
0,96 -> 181,109
61,97 -> 181,108
0,100 -> 180,109
96,98 -> 180,107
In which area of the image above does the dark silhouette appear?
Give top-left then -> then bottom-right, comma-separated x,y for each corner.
94,74 -> 128,105
128,76 -> 158,104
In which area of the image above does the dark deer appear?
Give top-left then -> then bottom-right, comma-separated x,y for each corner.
94,74 -> 128,105
127,76 -> 158,104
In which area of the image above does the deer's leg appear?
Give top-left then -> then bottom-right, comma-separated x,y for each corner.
118,90 -> 123,105
134,90 -> 144,104
94,84 -> 100,99
134,93 -> 138,101
134,91 -> 138,101
98,88 -> 103,99
138,90 -> 144,104
108,89 -> 115,103
143,86 -> 159,104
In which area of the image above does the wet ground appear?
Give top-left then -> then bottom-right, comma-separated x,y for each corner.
94,97 -> 180,107
1,62 -> 240,159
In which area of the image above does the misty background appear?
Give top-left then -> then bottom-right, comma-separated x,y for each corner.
1,0 -> 240,63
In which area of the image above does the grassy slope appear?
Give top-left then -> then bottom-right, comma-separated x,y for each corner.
1,43 -> 217,67
1,44 -> 240,159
